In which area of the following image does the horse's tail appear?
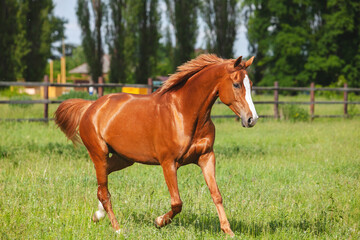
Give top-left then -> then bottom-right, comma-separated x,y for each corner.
54,99 -> 94,145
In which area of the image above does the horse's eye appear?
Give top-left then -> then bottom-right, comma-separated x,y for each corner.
233,83 -> 240,89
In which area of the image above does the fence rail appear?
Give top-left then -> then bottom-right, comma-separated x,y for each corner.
1,76 -> 360,122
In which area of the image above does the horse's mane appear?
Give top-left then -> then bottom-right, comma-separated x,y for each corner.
158,54 -> 225,94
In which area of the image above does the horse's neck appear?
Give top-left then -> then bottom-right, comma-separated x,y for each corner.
168,65 -> 221,124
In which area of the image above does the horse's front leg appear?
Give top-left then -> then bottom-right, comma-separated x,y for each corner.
198,152 -> 235,237
154,161 -> 183,227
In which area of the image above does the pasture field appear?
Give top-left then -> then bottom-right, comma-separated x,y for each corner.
0,117 -> 359,239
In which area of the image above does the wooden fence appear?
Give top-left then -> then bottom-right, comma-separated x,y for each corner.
1,76 -> 360,122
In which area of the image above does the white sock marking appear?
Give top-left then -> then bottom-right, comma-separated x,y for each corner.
94,201 -> 106,220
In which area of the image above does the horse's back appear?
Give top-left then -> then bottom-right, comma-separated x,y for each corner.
80,92 -> 168,164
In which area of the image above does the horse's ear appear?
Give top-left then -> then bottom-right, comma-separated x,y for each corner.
244,56 -> 255,68
234,56 -> 242,68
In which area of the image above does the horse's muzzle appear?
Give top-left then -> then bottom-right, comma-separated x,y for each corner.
242,115 -> 258,128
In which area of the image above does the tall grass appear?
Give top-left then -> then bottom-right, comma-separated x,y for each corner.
0,119 -> 359,239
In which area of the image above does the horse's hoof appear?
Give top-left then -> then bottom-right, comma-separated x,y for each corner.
92,210 -> 106,222
227,230 -> 235,238
154,216 -> 164,228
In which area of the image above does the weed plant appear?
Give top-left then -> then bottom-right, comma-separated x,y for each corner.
57,90 -> 98,101
281,104 -> 310,122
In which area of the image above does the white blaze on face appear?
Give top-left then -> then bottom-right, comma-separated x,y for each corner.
243,75 -> 258,119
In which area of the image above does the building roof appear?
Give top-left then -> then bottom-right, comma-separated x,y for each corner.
69,55 -> 110,74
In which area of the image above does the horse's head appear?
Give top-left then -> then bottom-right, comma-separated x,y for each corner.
218,56 -> 259,128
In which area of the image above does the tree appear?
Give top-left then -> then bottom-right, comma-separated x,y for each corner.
201,0 -> 239,58
107,0 -> 126,83
121,0 -> 160,84
20,0 -> 66,82
244,0 -> 360,87
304,0 -> 360,87
76,0 -> 105,83
165,0 -> 199,68
244,0 -> 312,86
0,0 -> 65,82
135,0 -> 160,84
0,0 -> 19,82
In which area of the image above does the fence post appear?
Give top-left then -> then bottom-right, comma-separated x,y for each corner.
274,81 -> 279,119
344,83 -> 348,117
98,76 -> 103,97
147,78 -> 153,94
43,75 -> 49,122
310,82 -> 315,120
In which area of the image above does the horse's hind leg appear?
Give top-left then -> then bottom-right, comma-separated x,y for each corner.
93,151 -> 134,228
92,153 -> 133,223
82,133 -> 121,233
89,151 -> 121,232
154,161 -> 183,227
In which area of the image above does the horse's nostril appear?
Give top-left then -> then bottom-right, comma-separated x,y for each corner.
248,117 -> 252,124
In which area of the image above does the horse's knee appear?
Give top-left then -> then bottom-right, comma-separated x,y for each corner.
97,185 -> 110,204
171,201 -> 183,214
212,195 -> 223,205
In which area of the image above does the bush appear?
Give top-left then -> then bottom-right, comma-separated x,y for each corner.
9,95 -> 33,109
57,90 -> 98,101
0,86 -> 29,98
281,104 -> 310,122
348,93 -> 360,117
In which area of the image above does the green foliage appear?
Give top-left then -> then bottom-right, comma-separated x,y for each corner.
21,0 -> 67,82
0,86 -> 28,98
107,0 -> 126,83
57,90 -> 98,101
165,0 -> 199,68
106,0 -> 161,84
243,0 -> 360,87
0,0 -> 66,82
0,0 -> 19,82
200,0 -> 239,58
45,46 -> 87,79
155,41 -> 174,77
348,93 -> 360,117
76,0 -> 105,83
281,104 -> 310,122
133,0 -> 160,84
9,95 -> 33,109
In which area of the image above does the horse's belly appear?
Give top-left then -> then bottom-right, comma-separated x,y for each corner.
105,134 -> 160,165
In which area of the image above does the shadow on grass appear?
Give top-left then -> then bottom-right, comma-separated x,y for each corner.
177,211 -> 328,237
126,210 -> 329,237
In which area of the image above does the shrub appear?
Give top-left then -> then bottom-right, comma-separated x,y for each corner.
9,95 -> 33,109
348,93 -> 359,117
0,86 -> 29,98
281,104 -> 310,122
57,90 -> 98,101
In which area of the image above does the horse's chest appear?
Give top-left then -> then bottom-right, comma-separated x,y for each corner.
178,137 -> 213,165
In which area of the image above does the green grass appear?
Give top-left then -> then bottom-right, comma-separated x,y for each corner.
0,118 -> 359,239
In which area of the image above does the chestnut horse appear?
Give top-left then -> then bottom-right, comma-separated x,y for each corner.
54,54 -> 258,236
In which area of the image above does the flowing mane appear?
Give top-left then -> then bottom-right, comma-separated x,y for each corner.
158,54 -> 225,94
